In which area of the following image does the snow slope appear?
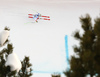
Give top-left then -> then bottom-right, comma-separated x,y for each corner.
0,0 -> 100,77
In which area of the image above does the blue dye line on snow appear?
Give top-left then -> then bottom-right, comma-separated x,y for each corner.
31,35 -> 70,73
32,71 -> 63,74
65,35 -> 70,69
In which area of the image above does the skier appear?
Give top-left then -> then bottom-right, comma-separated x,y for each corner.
33,13 -> 41,22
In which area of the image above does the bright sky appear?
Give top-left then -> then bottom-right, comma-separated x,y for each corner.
0,0 -> 100,77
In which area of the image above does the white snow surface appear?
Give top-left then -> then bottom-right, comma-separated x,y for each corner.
0,30 -> 9,47
0,0 -> 100,77
5,52 -> 22,72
